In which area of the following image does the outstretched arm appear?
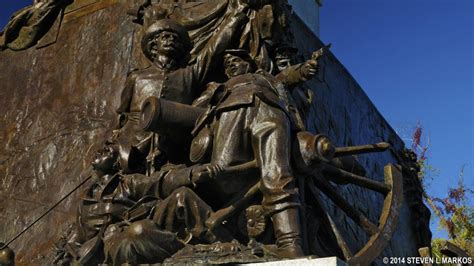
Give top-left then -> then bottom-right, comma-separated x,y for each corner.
276,45 -> 329,88
276,61 -> 317,89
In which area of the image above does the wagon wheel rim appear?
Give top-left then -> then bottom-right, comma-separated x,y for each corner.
309,163 -> 403,265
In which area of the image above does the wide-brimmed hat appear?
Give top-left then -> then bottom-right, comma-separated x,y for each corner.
141,19 -> 192,61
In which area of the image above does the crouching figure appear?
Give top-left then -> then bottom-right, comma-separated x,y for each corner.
54,145 -> 232,265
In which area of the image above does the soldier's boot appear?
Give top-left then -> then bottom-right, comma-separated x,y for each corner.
271,207 -> 305,259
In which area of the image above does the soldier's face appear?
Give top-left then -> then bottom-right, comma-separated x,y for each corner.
275,51 -> 294,72
92,146 -> 118,174
224,55 -> 251,78
152,31 -> 183,58
276,58 -> 292,72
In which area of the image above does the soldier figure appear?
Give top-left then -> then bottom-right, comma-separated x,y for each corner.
190,48 -> 322,258
273,45 -> 317,129
113,1 -> 250,174
55,145 -> 233,265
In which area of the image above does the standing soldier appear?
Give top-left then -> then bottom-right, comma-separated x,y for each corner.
113,1 -> 251,174
190,48 -> 324,258
272,45 -> 319,130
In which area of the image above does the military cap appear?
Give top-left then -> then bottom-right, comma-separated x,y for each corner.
274,45 -> 298,59
224,49 -> 254,62
223,49 -> 258,73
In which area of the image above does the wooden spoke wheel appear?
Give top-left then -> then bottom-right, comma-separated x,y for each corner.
307,162 -> 403,265
202,133 -> 403,265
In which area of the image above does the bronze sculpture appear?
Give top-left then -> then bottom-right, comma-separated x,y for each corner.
113,2 -> 250,174
272,44 -> 315,129
0,1 -> 411,265
0,243 -> 15,266
0,0 -> 71,51
53,145 -> 236,265
188,48 -> 322,258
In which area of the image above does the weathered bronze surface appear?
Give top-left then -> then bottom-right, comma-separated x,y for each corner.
0,0 -> 72,51
0,0 -> 430,265
113,3 -> 250,174
0,244 -> 15,266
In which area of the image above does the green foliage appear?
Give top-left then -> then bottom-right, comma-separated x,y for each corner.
409,123 -> 473,256
430,171 -> 473,255
431,239 -> 444,260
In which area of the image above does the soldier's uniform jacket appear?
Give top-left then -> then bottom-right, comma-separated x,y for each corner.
192,69 -> 303,136
190,69 -> 303,214
118,60 -> 207,116
117,12 -> 249,115
215,71 -> 287,113
112,12 -> 249,171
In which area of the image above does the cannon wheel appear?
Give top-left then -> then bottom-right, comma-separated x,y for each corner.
307,164 -> 403,266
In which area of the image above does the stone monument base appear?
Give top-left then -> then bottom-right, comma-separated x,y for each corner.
241,257 -> 347,266
163,242 -> 346,265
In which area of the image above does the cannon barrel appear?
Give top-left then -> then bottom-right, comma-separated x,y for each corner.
140,97 -> 206,138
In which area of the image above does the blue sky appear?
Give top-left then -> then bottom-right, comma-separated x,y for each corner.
1,0 -> 472,240
321,0 -> 473,238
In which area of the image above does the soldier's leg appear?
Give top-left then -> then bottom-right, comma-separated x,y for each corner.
249,98 -> 304,258
208,109 -> 259,196
210,109 -> 253,167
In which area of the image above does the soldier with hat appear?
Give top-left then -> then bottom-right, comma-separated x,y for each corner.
113,1 -> 251,174
273,45 -> 299,72
190,48 -> 324,259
